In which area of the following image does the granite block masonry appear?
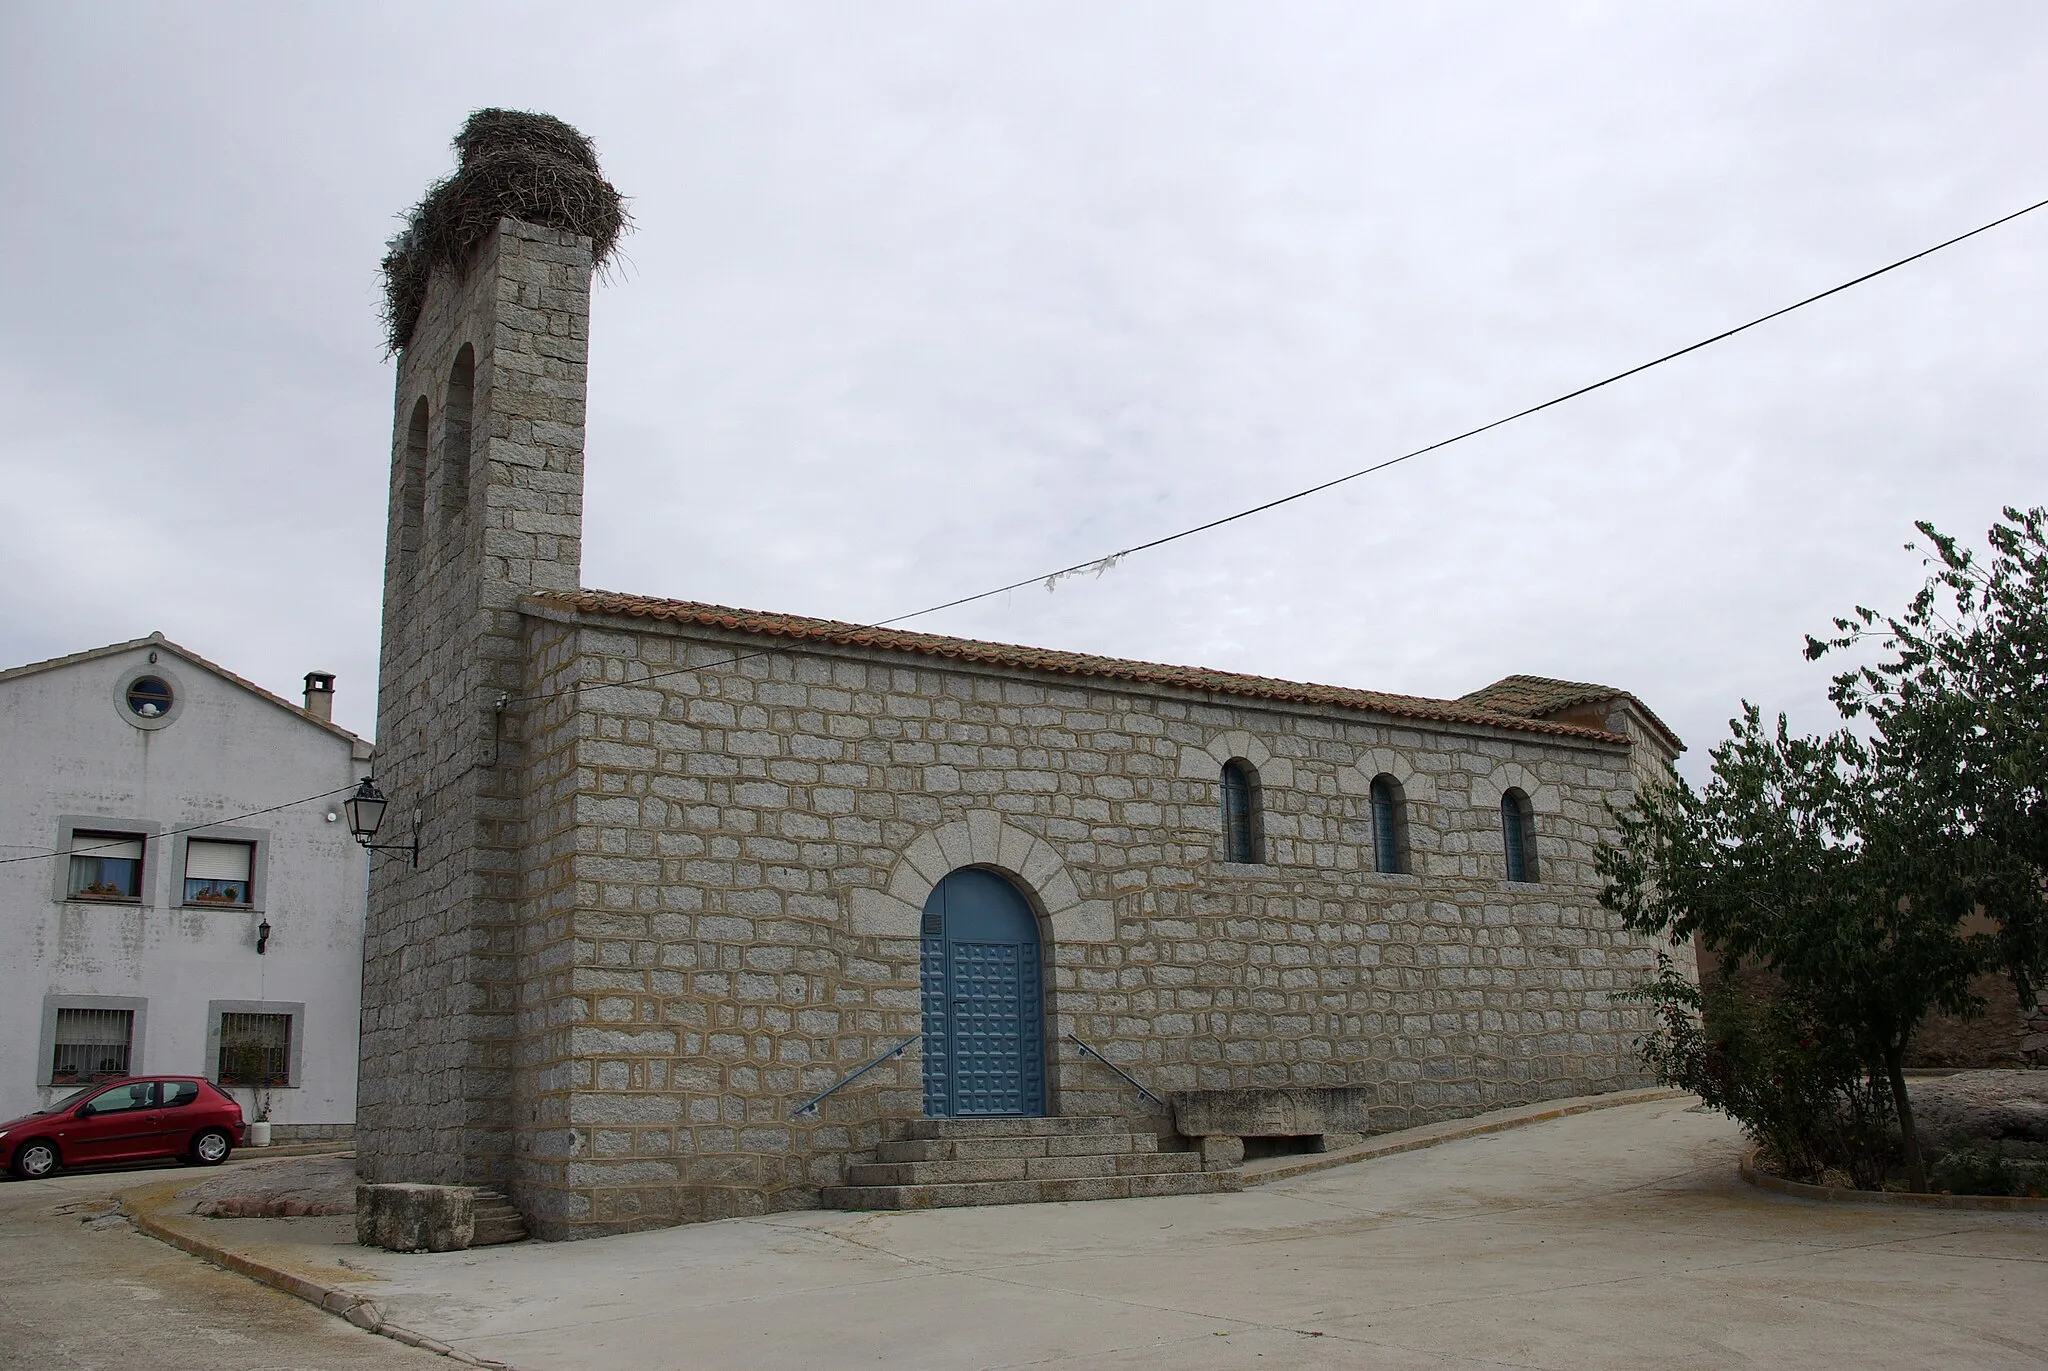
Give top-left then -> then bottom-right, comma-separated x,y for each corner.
357,1184 -> 475,1253
359,117 -> 1692,1241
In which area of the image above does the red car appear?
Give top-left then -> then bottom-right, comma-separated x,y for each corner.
1,1076 -> 244,1179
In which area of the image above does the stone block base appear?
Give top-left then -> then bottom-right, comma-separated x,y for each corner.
1171,1087 -> 1376,1139
356,1183 -> 474,1253
271,1123 -> 356,1144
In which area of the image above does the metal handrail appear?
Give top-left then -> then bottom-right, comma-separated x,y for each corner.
1066,1033 -> 1165,1110
789,1035 -> 920,1119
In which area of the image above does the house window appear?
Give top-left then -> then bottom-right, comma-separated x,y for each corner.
184,839 -> 254,906
1502,789 -> 1539,883
50,1007 -> 134,1084
124,676 -> 175,719
1370,775 -> 1408,874
68,831 -> 144,901
1221,760 -> 1262,864
217,1012 -> 293,1086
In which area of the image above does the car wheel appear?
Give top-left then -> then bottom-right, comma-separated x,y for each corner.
189,1129 -> 232,1166
10,1140 -> 59,1180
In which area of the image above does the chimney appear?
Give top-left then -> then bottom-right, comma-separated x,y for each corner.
303,672 -> 335,723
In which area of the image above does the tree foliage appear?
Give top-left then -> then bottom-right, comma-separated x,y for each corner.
1625,954 -> 1898,1188
1809,505 -> 2048,1007
1601,507 -> 2048,1191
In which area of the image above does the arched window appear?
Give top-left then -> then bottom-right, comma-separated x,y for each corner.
1369,774 -> 1408,874
438,344 -> 475,527
1501,788 -> 1538,883
1221,759 -> 1262,864
397,397 -> 428,575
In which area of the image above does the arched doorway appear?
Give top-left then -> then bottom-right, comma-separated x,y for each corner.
921,868 -> 1046,1118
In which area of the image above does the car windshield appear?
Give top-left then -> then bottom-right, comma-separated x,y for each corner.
45,1084 -> 107,1111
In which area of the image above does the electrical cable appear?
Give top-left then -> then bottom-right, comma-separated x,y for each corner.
6,195 -> 2043,858
0,784 -> 363,867
499,192 -> 2048,707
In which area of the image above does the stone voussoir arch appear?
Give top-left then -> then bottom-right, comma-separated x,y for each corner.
1175,729 -> 1295,789
847,810 -> 1113,942
1340,747 -> 1440,802
1482,761 -> 1561,816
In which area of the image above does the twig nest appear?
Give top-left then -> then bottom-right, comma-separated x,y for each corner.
380,108 -> 628,354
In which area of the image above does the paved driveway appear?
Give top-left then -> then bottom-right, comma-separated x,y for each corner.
342,1097 -> 2048,1369
0,1158 -> 441,1371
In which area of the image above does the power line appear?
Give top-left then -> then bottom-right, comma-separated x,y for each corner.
502,192 -> 2048,707
878,194 -> 2048,624
0,784 -> 362,867
8,198 -> 2040,864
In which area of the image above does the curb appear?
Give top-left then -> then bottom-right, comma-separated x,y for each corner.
234,1141 -> 357,1160
1738,1151 -> 2048,1212
120,1180 -> 516,1368
1238,1086 -> 1686,1185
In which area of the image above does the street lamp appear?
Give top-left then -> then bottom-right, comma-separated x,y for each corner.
256,916 -> 272,955
345,778 -> 418,867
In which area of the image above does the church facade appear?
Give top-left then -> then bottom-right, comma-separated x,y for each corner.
358,200 -> 1686,1240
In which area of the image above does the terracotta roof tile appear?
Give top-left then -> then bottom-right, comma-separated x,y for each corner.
1461,674 -> 1684,754
529,590 -> 1636,746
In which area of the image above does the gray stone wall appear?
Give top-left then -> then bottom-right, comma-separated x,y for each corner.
360,220 -> 593,1190
500,608 -> 1681,1237
354,218 -> 1686,1242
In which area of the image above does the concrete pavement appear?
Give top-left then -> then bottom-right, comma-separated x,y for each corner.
0,1156 -> 443,1371
141,1096 -> 2048,1370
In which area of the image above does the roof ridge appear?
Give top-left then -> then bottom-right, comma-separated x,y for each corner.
0,634 -> 369,749
1460,674 -> 1685,754
527,589 -> 1636,746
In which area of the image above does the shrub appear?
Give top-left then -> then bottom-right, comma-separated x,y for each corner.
1626,954 -> 1898,1189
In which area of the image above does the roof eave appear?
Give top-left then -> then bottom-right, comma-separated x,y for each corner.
523,591 -> 1635,748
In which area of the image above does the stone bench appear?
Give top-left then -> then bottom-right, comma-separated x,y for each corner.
1169,1088 -> 1376,1170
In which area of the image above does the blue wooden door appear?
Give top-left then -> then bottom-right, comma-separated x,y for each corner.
921,868 -> 1045,1117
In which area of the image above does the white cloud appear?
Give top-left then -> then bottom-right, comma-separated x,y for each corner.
2,2 -> 2042,777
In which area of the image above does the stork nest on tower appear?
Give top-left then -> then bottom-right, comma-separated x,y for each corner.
379,108 -> 629,354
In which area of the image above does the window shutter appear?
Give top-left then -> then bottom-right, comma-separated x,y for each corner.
72,834 -> 143,861
185,840 -> 253,881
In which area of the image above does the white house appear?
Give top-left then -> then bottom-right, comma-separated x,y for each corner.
0,633 -> 373,1139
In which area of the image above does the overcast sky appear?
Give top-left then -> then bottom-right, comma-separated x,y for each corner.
3,4 -> 2042,778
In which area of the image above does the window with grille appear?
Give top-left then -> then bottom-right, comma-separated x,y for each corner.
1370,775 -> 1408,875
1221,760 -> 1262,864
67,831 -> 144,900
50,1008 -> 134,1084
1502,789 -> 1539,883
217,1012 -> 293,1086
184,839 -> 254,906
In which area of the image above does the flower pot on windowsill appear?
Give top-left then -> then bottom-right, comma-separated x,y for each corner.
247,1122 -> 272,1147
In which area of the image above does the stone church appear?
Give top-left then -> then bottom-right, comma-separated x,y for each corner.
358,117 -> 1687,1240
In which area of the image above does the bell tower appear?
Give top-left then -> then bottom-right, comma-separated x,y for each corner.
358,111 -> 621,1191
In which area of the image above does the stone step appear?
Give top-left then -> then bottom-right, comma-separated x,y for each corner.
466,1189 -> 529,1246
876,1133 -> 1159,1164
824,1170 -> 1241,1212
901,1115 -> 1127,1141
846,1150 -> 1202,1188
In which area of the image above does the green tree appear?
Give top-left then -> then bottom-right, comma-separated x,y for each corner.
1602,507 -> 2048,1193
1808,505 -> 2048,1010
